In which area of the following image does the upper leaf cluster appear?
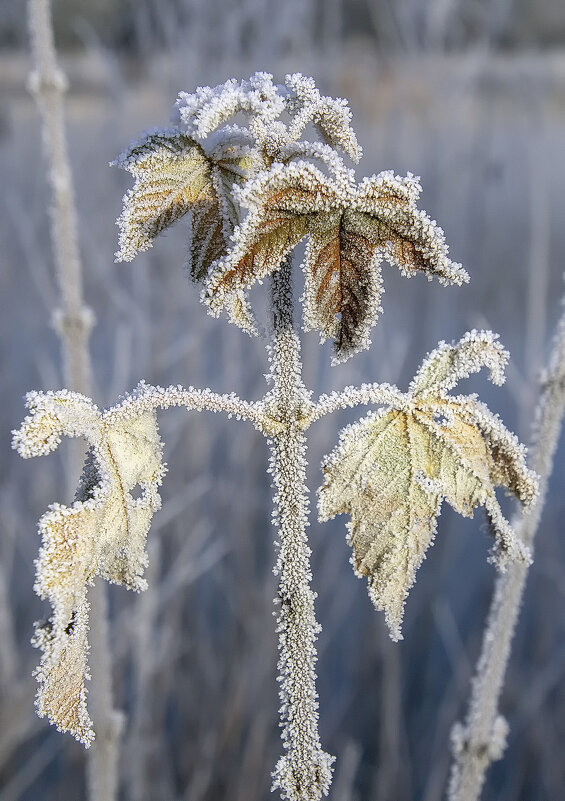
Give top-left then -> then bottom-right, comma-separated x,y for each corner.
115,73 -> 468,361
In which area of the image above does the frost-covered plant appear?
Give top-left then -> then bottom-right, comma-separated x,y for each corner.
13,73 -> 538,801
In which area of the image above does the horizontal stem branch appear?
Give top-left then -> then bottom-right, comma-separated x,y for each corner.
309,382 -> 407,423
104,380 -> 268,431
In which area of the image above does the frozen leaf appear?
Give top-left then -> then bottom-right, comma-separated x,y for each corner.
204,162 -> 338,319
115,128 -> 250,278
207,163 -> 467,361
318,331 -> 537,640
175,73 -> 285,141
284,73 -> 361,162
302,209 -> 385,362
409,329 -> 508,397
13,390 -> 165,744
354,172 -> 468,285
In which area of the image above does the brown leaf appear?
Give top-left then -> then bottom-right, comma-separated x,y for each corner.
355,172 -> 469,286
303,210 -> 384,361
205,163 -> 338,316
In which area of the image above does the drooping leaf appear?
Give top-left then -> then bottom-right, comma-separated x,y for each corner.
13,390 -> 166,744
302,209 -> 385,362
318,331 -> 538,640
115,129 -> 250,279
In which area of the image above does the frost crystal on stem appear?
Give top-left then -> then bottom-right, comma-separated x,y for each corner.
267,259 -> 334,800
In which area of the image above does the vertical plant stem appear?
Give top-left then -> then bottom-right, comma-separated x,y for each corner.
448,298 -> 565,801
268,258 -> 334,801
86,582 -> 122,801
27,2 -> 121,799
27,0 -> 92,394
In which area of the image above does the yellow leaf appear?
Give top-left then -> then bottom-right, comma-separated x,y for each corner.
319,332 -> 537,640
115,130 -> 248,272
13,391 -> 166,744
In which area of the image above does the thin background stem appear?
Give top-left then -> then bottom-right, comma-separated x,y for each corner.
447,294 -> 565,801
27,2 -> 121,799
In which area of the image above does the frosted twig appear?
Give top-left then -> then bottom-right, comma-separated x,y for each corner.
310,383 -> 409,423
448,293 -> 565,801
27,0 -> 94,394
105,380 -> 269,432
27,2 -> 118,798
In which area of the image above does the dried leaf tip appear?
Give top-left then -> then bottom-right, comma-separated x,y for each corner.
318,331 -> 538,640
13,390 -> 166,745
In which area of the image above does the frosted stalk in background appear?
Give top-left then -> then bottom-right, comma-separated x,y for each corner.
27,1 -> 121,800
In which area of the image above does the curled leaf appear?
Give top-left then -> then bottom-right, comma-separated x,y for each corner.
284,72 -> 362,162
175,73 -> 285,140
410,329 -> 508,397
318,331 -> 538,640
13,391 -> 166,744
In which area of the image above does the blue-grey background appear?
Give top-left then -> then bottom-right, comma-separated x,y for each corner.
1,2 -> 565,799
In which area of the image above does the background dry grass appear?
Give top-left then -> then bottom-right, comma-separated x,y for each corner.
1,2 -> 565,798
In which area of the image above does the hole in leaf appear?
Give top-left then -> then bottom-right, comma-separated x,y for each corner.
130,483 -> 144,501
65,611 -> 76,636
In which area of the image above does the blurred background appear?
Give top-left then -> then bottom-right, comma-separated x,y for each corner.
1,1 -> 565,799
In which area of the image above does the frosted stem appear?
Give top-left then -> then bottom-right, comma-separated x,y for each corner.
268,259 -> 334,800
448,296 -> 565,801
105,382 -> 268,431
310,382 -> 408,422
86,582 -> 124,801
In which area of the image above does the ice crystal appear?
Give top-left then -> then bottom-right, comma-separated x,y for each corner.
318,331 -> 538,640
